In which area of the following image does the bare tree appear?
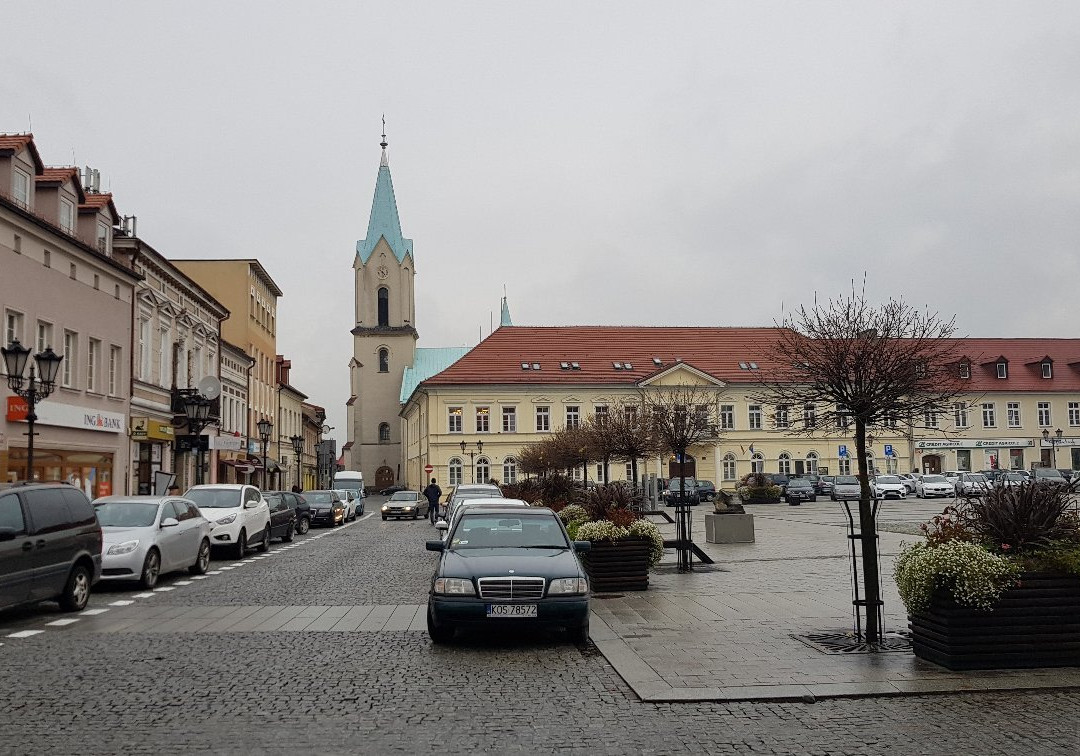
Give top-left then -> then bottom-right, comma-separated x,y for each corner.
640,382 -> 723,571
754,288 -> 970,643
604,398 -> 659,490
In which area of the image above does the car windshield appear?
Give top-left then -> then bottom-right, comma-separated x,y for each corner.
450,514 -> 567,550
966,474 -> 988,482
452,490 -> 502,503
668,480 -> 697,491
184,489 -> 240,508
788,480 -> 812,488
1004,474 -> 1026,481
836,476 -> 859,485
1034,469 -> 1064,479
389,491 -> 418,501
94,501 -> 160,527
306,492 -> 334,503
923,475 -> 946,483
876,476 -> 901,484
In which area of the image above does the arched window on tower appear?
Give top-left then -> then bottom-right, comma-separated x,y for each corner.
378,422 -> 391,443
377,287 -> 389,327
378,348 -> 389,373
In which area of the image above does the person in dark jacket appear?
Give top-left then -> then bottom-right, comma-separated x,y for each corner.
423,479 -> 443,524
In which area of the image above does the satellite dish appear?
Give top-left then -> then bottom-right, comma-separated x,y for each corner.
197,376 -> 222,400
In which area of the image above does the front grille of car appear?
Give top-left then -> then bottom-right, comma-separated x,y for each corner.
477,577 -> 546,600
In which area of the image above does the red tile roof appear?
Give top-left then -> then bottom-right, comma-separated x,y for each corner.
0,133 -> 44,172
37,167 -> 86,202
420,327 -> 1080,393
79,191 -> 121,223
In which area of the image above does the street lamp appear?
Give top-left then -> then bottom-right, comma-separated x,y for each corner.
257,417 -> 273,490
1,338 -> 63,481
459,439 -> 483,483
182,394 -> 216,485
290,434 -> 304,492
1042,428 -> 1064,468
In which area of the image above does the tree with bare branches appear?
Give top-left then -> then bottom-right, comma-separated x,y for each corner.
754,288 -> 969,643
582,399 -> 658,486
640,382 -> 723,571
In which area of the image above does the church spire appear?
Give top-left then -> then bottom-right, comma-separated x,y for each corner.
356,118 -> 413,264
500,292 -> 513,327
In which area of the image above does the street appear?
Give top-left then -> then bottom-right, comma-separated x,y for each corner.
0,495 -> 1077,755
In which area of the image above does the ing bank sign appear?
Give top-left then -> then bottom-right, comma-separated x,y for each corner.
6,397 -> 125,434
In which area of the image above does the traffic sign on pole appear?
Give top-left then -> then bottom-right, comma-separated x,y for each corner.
424,463 -> 434,475
838,444 -> 848,458
884,444 -> 894,457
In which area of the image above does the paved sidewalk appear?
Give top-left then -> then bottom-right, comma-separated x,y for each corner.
588,500 -> 1080,703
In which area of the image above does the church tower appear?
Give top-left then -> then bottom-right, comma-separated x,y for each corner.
346,130 -> 417,490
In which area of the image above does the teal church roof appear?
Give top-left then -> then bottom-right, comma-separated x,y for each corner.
356,151 -> 413,264
399,347 -> 471,404
500,296 -> 513,327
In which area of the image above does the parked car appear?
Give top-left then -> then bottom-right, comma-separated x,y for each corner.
872,475 -> 907,500
830,475 -> 862,501
941,471 -> 961,487
815,475 -> 835,496
765,474 -> 790,494
444,484 -> 505,522
784,478 -> 816,505
436,497 -> 530,541
896,474 -> 917,494
183,484 -> 272,559
0,482 -> 102,613
955,472 -> 991,497
994,472 -> 1028,489
664,478 -> 701,506
1032,468 -> 1069,487
379,484 -> 408,496
303,490 -> 346,527
425,506 -> 591,643
1056,469 -> 1075,482
333,489 -> 360,522
381,490 -> 428,520
915,475 -> 954,498
695,480 -> 717,501
261,492 -> 298,543
263,491 -> 311,534
94,496 -> 212,589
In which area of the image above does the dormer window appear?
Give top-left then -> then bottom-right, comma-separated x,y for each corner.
959,361 -> 970,379
996,361 -> 1007,379
1042,361 -> 1053,379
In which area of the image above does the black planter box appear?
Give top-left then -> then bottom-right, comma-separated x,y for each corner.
910,573 -> 1080,670
581,537 -> 651,592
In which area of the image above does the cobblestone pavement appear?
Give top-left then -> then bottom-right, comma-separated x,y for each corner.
1,498 -> 1078,754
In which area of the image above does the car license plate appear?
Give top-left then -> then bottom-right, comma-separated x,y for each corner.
486,604 -> 537,618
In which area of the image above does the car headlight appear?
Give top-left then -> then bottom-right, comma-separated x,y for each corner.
381,505 -> 389,511
548,578 -> 588,595
108,540 -> 140,555
433,578 -> 476,596
215,513 -> 237,525
403,506 -> 412,511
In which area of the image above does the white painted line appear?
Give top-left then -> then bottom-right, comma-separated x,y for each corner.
6,630 -> 44,638
218,567 -> 235,571
46,619 -> 80,627
153,587 -> 175,592
190,575 -> 209,580
82,608 -> 110,616
110,600 -> 135,606
132,593 -> 154,599
173,581 -> 193,586
206,570 -> 222,575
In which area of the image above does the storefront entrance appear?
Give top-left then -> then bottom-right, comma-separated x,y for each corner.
921,455 -> 942,474
6,448 -> 114,498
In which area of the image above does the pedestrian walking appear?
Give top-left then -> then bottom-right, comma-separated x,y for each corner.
423,478 -> 443,524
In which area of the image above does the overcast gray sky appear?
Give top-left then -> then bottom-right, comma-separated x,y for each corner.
5,2 -> 1080,440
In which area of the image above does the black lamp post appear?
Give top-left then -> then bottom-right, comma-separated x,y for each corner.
257,417 -> 273,490
459,439 -> 483,483
2,338 -> 63,482
183,394 -> 216,485
290,434 -> 304,492
1042,428 -> 1064,468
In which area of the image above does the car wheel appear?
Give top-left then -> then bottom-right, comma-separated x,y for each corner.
568,620 -> 590,644
282,524 -> 293,542
190,539 -> 211,575
257,527 -> 271,553
427,611 -> 454,644
139,548 -> 161,590
382,515 -> 387,521
234,529 -> 247,560
296,517 -> 310,535
58,564 -> 91,612
413,511 -> 419,520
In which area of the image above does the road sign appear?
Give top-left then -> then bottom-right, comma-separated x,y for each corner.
884,444 -> 894,457
838,444 -> 848,458
424,464 -> 434,475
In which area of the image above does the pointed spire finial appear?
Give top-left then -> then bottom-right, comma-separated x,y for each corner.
380,114 -> 389,167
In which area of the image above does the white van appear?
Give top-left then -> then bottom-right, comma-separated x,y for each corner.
332,471 -> 366,500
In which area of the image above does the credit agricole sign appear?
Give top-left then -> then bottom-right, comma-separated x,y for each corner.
915,438 -> 1035,449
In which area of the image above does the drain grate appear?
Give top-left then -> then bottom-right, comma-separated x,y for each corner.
792,630 -> 912,654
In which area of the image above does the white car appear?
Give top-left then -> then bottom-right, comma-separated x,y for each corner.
915,475 -> 954,498
183,484 -> 272,559
436,497 -> 530,541
872,475 -> 907,500
955,472 -> 991,497
896,474 -> 918,494
333,489 -> 360,521
94,496 -> 213,589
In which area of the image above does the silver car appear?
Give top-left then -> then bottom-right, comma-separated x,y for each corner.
830,475 -> 862,501
915,475 -> 954,498
94,496 -> 213,589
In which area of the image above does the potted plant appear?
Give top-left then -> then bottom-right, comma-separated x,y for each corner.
559,484 -> 664,591
894,481 -> 1080,670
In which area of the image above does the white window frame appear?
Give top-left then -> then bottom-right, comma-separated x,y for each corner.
4,309 -> 24,347
838,457 -> 851,475
475,456 -> 490,484
503,457 -> 518,484
803,404 -> 816,429
62,330 -> 77,388
565,405 -> 580,429
747,405 -> 762,431
1068,402 -> 1080,427
805,452 -> 819,473
750,452 -> 764,474
12,167 -> 30,207
1038,402 -> 1051,427
996,362 -> 1007,379
475,406 -> 490,433
954,402 -> 969,428
1042,362 -> 1052,379
502,406 -> 516,433
774,405 -> 790,429
60,198 -> 75,233
924,410 -> 938,429
448,457 -> 463,486
777,452 -> 791,475
138,318 -> 151,381
159,325 -> 171,386
982,402 -> 996,428
1007,402 -> 1021,428
109,345 -> 121,396
448,406 -> 462,433
722,454 -> 737,481
87,338 -> 101,393
535,406 -> 550,432
719,404 -> 734,430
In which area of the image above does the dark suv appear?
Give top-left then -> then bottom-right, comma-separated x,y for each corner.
664,478 -> 701,506
263,491 -> 304,540
0,482 -> 102,613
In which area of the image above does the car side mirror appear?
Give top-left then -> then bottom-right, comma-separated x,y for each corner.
426,540 -> 445,552
244,500 -> 260,509
573,540 -> 592,552
160,517 -> 179,528
435,520 -> 448,531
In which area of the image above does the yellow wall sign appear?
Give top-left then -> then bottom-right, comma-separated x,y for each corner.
130,417 -> 176,441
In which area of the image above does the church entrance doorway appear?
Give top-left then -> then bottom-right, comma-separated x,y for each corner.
375,466 -> 395,490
